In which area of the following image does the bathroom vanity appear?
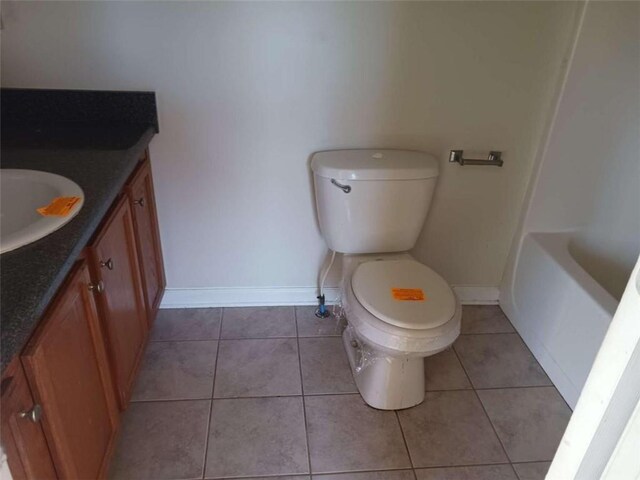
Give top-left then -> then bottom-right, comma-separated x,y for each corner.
0,89 -> 164,479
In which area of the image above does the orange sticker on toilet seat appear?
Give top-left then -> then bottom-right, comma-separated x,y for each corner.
391,288 -> 426,301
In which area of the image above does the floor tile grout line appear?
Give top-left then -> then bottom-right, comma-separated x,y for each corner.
149,338 -> 223,343
474,384 -> 556,391
130,396 -> 220,404
394,410 -> 415,470
205,474 -> 310,480
303,389 -> 360,396
147,338 -> 222,344
148,334 -> 341,343
304,392 -> 361,400
411,461 -> 518,472
297,334 -> 342,338
452,346 -> 512,464
450,343 -> 473,387
200,307 -> 224,480
219,335 -> 298,341
206,467 -> 419,479
311,467 -> 421,477
295,307 -> 314,478
459,331 -> 517,336
130,394 -> 309,404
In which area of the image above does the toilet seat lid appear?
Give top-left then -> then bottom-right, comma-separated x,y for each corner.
351,259 -> 456,330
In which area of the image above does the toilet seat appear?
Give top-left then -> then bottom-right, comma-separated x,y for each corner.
351,259 -> 456,330
343,257 -> 461,356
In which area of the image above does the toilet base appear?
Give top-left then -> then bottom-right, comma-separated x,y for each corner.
343,330 -> 425,410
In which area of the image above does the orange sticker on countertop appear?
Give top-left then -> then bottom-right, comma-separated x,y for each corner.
392,288 -> 426,301
37,196 -> 81,217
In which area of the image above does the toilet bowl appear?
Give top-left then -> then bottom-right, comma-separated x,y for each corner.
339,253 -> 461,410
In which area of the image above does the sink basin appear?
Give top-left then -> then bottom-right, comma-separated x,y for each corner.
1,169 -> 84,254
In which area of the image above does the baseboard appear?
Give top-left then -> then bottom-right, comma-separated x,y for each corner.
452,286 -> 500,305
160,286 -> 341,308
160,285 -> 499,308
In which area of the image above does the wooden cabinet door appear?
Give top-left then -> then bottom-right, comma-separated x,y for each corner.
21,260 -> 119,480
1,360 -> 58,480
127,153 -> 166,325
89,196 -> 148,409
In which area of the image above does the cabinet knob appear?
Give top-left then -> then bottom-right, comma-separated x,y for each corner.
19,404 -> 43,423
100,258 -> 114,270
88,281 -> 105,293
133,197 -> 145,207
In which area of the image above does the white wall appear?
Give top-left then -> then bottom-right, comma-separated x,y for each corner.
1,1 -> 579,304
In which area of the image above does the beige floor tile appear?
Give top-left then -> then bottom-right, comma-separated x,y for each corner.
478,387 -> 571,462
424,348 -> 472,391
415,464 -> 517,480
306,394 -> 411,473
398,390 -> 507,467
299,337 -> 357,394
221,306 -> 296,338
131,341 -> 217,401
115,301 -> 571,479
221,477 -> 309,480
214,338 -> 301,397
461,306 -> 515,334
109,400 -> 210,480
205,397 -> 309,478
151,308 -> 222,341
454,334 -> 551,388
219,477 -> 309,480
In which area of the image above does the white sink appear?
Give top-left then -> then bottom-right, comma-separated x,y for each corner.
0,169 -> 84,254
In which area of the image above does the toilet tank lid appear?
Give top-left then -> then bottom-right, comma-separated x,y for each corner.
311,149 -> 439,181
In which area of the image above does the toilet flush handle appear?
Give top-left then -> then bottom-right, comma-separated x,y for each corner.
331,179 -> 351,194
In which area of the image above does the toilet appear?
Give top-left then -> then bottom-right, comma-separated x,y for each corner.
311,149 -> 461,410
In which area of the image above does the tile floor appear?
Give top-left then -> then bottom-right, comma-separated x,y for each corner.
109,305 -> 572,480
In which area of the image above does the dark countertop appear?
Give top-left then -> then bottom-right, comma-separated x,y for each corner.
1,124 -> 156,371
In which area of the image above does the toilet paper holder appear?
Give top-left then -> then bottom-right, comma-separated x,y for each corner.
449,150 -> 503,167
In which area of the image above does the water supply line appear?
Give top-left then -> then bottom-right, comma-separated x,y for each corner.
316,250 -> 336,318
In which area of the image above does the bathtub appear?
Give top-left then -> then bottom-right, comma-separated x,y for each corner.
500,232 -> 618,408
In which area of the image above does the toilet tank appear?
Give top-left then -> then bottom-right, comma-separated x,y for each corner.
311,149 -> 439,254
